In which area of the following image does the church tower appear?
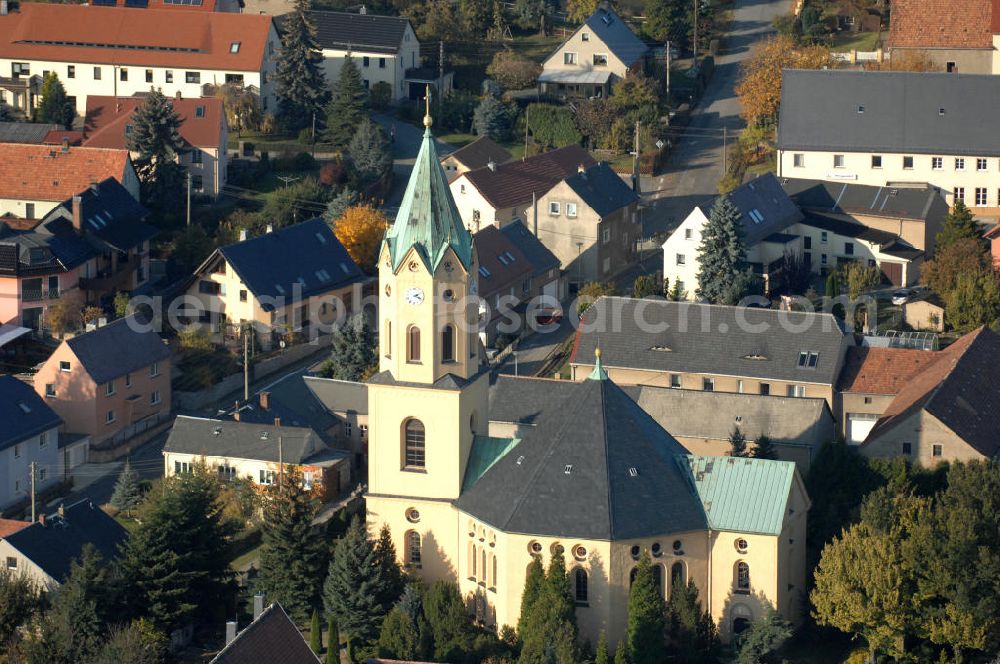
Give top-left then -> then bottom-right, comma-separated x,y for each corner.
366,92 -> 490,582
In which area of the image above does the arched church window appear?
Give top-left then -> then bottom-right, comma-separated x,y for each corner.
384,320 -> 391,358
407,530 -> 422,566
671,561 -> 686,592
407,325 -> 421,362
442,324 -> 455,362
574,568 -> 588,604
403,419 -> 425,469
735,561 -> 750,593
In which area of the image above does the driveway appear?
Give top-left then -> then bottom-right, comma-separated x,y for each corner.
371,113 -> 455,212
641,0 -> 792,237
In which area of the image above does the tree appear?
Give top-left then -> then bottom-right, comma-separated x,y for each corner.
936,201 -> 980,250
628,553 -> 666,664
487,51 -> 542,91
370,82 -> 393,111
644,0 -> 689,45
825,270 -> 840,298
841,261 -> 881,300
519,551 -> 578,664
423,581 -> 477,661
473,94 -> 513,142
318,315 -> 377,382
613,640 -> 628,664
632,275 -> 663,299
324,54 -> 366,146
577,282 -> 616,315
566,0 -> 602,23
215,83 -> 262,136
922,238 -> 991,297
526,104 -> 582,149
326,614 -> 340,664
347,119 -> 391,187
575,98 -> 615,149
373,525 -> 406,613
719,269 -> 763,306
735,35 -> 832,127
378,605 -> 420,660
595,631 -> 610,664
728,426 -> 749,458
127,89 -> 186,212
310,609 -> 323,653
668,279 -> 687,301
113,290 -> 131,319
324,188 -> 359,226
34,72 -> 74,128
517,555 -> 545,636
665,578 -> 719,663
44,292 -> 84,337
751,434 -> 777,460
90,620 -> 167,664
459,0 -> 490,36
945,268 -> 1000,332
696,195 -> 746,303
0,568 -> 40,651
170,225 -> 213,276
734,603 -> 792,664
257,473 -> 327,624
276,0 -> 329,131
415,0 -> 465,42
110,460 -> 142,516
261,177 -> 330,230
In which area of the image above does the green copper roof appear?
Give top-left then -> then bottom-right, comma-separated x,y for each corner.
462,435 -> 520,493
680,455 -> 796,536
383,124 -> 474,272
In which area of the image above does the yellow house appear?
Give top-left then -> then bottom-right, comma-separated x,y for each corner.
186,218 -> 369,350
365,106 -> 810,647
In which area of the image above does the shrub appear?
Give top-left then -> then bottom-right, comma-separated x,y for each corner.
370,82 -> 392,111
319,161 -> 347,187
293,151 -> 317,171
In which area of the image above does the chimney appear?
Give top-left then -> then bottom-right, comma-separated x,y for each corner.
232,400 -> 240,421
61,137 -> 69,153
57,504 -> 64,518
38,513 -> 45,526
225,621 -> 238,645
487,159 -> 496,172
265,224 -> 273,233
90,179 -> 99,194
359,4 -> 367,14
175,90 -> 182,100
253,592 -> 265,620
259,391 -> 270,410
71,195 -> 83,232
274,416 -> 281,428
238,229 -> 247,242
577,163 -> 587,175
1,1 -> 8,17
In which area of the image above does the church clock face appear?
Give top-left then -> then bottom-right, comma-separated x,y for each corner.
405,287 -> 425,306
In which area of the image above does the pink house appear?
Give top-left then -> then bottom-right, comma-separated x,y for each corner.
34,315 -> 172,446
985,225 -> 1000,267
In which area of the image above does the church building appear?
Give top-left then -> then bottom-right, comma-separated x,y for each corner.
365,103 -> 811,646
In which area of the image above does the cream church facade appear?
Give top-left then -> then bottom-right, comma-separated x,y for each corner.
365,108 -> 811,647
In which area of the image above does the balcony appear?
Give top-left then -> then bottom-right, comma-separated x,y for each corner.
79,255 -> 141,292
21,288 -> 60,302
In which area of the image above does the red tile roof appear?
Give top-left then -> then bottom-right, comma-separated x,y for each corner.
0,143 -> 132,203
0,518 -> 29,538
462,145 -> 596,209
0,4 -> 272,71
838,346 -> 941,394
888,0 -> 997,49
41,130 -> 84,146
84,96 -> 225,150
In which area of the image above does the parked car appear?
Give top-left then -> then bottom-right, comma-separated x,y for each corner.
891,289 -> 911,305
534,308 -> 563,326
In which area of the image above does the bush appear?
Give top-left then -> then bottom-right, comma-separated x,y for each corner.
177,327 -> 214,352
526,103 -> 582,149
486,50 -> 542,91
298,128 -> 314,145
370,82 -> 392,111
293,151 -> 317,171
439,91 -> 478,133
319,161 -> 347,187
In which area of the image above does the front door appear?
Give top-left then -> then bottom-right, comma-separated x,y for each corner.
22,307 -> 42,331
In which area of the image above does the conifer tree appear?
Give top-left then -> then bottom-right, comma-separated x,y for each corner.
517,555 -> 545,635
696,195 -> 747,303
324,54 -> 366,146
326,614 -> 340,664
728,426 -> 749,458
613,639 -> 628,664
324,188 -> 358,225
276,0 -> 329,131
665,578 -> 719,663
110,460 -> 142,516
34,72 -> 74,128
935,200 -> 980,250
126,89 -> 186,211
257,471 -> 327,623
519,551 -> 578,663
752,434 -> 777,460
310,608 -> 323,653
373,524 -> 406,611
595,631 -> 610,664
320,315 -> 376,382
378,605 -> 420,659
347,118 -> 391,186
423,581 -> 476,661
473,93 -> 513,142
627,552 -> 666,664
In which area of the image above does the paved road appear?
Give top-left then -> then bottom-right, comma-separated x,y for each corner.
372,113 -> 455,211
642,0 -> 791,237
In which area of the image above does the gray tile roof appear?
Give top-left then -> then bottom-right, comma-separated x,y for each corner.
458,372 -> 708,540
582,6 -> 649,66
445,136 -> 512,171
44,177 -> 155,253
780,178 -> 946,222
65,315 -> 171,386
0,122 -> 61,144
708,173 -> 804,247
777,70 -> 1000,157
0,375 -> 61,451
303,10 -> 411,54
3,500 -> 127,583
221,375 -> 340,437
500,219 -> 560,277
571,297 -> 853,385
563,162 -> 639,217
211,603 -> 320,664
164,416 -> 323,465
301,375 -> 368,416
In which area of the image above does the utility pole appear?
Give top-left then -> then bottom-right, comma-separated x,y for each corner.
438,41 -> 444,117
693,0 -> 699,63
242,323 -> 250,402
524,105 -> 530,160
311,112 -> 317,157
723,126 -> 728,175
29,462 -> 36,523
277,434 -> 283,488
665,40 -> 671,107
186,171 -> 192,227
632,120 -> 641,193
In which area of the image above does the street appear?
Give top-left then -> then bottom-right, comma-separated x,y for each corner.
372,112 -> 455,211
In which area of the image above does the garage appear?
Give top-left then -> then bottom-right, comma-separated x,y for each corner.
846,412 -> 880,444
880,261 -> 903,286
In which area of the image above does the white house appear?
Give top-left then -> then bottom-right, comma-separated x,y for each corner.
777,69 -> 1000,218
0,3 -> 279,115
0,376 -> 61,510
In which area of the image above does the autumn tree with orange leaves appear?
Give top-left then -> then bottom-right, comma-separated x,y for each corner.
734,35 -> 833,128
332,204 -> 389,274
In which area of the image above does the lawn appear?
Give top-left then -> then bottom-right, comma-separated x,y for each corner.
507,30 -> 565,62
831,30 -> 880,53
230,543 -> 262,572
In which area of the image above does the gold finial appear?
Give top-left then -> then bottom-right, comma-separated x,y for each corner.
423,84 -> 433,129
595,348 -> 602,360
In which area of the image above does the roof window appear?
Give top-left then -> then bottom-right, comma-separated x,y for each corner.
478,266 -> 491,278
195,105 -> 205,118
798,351 -> 819,368
230,42 -> 241,54
17,402 -> 31,414
748,209 -> 765,224
857,105 -> 864,113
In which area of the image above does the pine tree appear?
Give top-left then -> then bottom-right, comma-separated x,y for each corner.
935,200 -> 980,250
668,278 -> 686,301
126,89 -> 186,211
34,72 -> 74,128
257,471 -> 327,624
544,550 -> 575,629
517,555 -> 545,635
323,516 -> 392,648
324,188 -> 358,225
423,581 -> 476,661
519,551 -> 578,663
324,54 -> 366,146
734,603 -> 792,664
326,614 -> 340,664
310,608 -> 323,653
378,605 -> 419,659
728,426 -> 749,458
347,118 -> 391,186
110,460 -> 142,516
614,640 -> 628,664
320,315 -> 376,382
595,631 -> 610,664
373,524 -> 406,611
627,553 -> 666,664
752,434 -> 777,460
275,0 -> 329,131
696,195 -> 747,303
665,579 -> 719,664
473,93 -> 513,142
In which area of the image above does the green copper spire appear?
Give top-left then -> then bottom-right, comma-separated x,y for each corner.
588,348 -> 608,381
382,86 -> 473,272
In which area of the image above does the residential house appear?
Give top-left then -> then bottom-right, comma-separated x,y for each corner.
985,224 -> 1000,265
0,122 -> 72,145
0,375 -> 61,510
903,292 -> 946,332
860,327 -> 1000,464
0,143 -> 138,220
474,224 -> 535,347
83,95 -> 228,197
887,0 -> 1000,74
538,5 -> 649,98
450,144 -> 595,232
0,3 -> 279,115
500,219 -> 563,302
0,178 -> 156,330
162,415 -> 350,500
836,346 -> 940,442
88,0 -> 241,11
777,70 -> 1000,215
569,297 -> 855,411
440,136 -> 512,182
490,375 -> 836,471
33,315 -> 172,447
212,602 -> 320,664
302,10 -> 426,103
526,161 -> 640,288
0,500 -> 128,589
185,218 -> 368,350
